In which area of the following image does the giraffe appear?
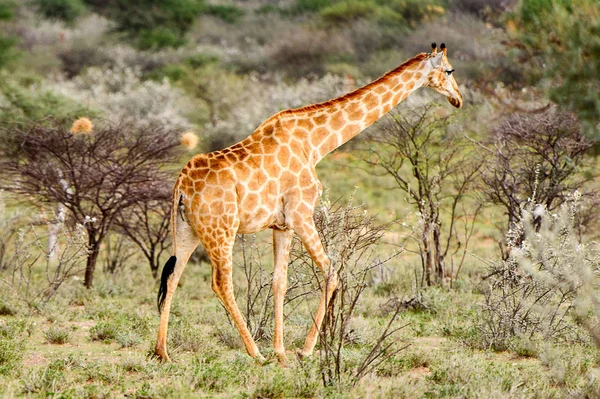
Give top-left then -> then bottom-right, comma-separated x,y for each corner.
154,43 -> 462,364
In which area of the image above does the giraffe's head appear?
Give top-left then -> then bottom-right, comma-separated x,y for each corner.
423,43 -> 463,108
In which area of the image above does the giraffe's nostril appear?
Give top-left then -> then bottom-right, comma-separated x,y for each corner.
448,96 -> 462,109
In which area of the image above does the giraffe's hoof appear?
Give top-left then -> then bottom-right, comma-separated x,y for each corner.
275,352 -> 288,367
153,347 -> 171,363
295,348 -> 311,361
255,354 -> 268,365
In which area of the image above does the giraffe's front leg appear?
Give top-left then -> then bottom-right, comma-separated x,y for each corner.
290,216 -> 338,358
272,228 -> 294,365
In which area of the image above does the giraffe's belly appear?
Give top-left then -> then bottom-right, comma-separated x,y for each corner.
236,183 -> 285,234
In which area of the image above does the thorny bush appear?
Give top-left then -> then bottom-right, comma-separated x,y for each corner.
234,191 -> 406,386
478,192 -> 600,352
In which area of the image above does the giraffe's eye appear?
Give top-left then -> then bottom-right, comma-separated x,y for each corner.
445,69 -> 455,76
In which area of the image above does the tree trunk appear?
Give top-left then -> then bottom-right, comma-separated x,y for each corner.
432,222 -> 445,283
422,224 -> 432,287
151,253 -> 158,279
84,233 -> 101,288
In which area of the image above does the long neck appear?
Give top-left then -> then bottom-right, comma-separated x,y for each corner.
282,53 -> 430,164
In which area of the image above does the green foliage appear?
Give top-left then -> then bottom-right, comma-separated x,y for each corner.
89,312 -> 149,346
33,0 -> 87,24
511,0 -> 600,138
44,325 -> 72,344
0,35 -> 16,69
318,0 -> 444,26
137,27 -> 186,50
89,321 -> 121,343
0,0 -> 16,20
388,0 -> 445,25
255,4 -> 282,15
0,0 -> 17,69
320,0 -> 380,24
0,320 -> 26,376
205,4 -> 244,23
291,0 -> 333,14
21,358 -> 72,394
0,301 -> 17,316
0,73 -> 97,123
99,0 -> 204,50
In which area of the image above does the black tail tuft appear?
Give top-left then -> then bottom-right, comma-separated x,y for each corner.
157,256 -> 177,313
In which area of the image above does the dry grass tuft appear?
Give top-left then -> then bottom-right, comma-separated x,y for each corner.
181,131 -> 199,150
69,117 -> 93,134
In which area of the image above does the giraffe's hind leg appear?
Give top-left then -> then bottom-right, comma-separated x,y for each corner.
272,228 -> 294,365
155,218 -> 199,362
206,227 -> 265,362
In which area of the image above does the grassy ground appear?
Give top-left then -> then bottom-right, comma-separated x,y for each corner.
1,250 -> 599,398
1,154 -> 598,398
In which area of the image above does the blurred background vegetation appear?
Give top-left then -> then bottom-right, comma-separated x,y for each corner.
0,0 -> 599,397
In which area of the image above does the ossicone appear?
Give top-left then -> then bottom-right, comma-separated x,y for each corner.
440,42 -> 447,56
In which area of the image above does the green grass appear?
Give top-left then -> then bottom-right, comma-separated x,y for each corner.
0,256 -> 597,398
0,150 -> 596,397
0,161 -> 597,397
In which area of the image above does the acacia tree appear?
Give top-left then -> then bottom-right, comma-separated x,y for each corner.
479,107 -> 592,256
114,181 -> 172,278
363,105 -> 482,286
0,120 -> 181,287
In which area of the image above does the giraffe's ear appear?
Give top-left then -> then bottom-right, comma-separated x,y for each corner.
428,52 -> 444,69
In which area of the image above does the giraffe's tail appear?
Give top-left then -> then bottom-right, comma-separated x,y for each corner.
157,186 -> 181,313
157,255 -> 176,313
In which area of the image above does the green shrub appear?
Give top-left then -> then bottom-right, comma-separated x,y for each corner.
205,4 -> 244,23
21,359 -> 71,394
99,0 -> 204,50
0,339 -> 24,376
292,0 -> 333,14
511,0 -> 600,138
89,321 -> 120,343
255,4 -> 282,14
0,74 -> 96,123
320,0 -> 379,23
189,355 -> 250,392
0,0 -> 16,20
0,321 -> 26,376
0,301 -> 16,316
0,0 -> 17,69
186,53 -> 219,69
387,0 -> 445,25
316,0 -> 444,26
44,325 -> 72,344
33,0 -> 87,24
137,27 -> 186,50
116,331 -> 142,348
89,312 -> 149,346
